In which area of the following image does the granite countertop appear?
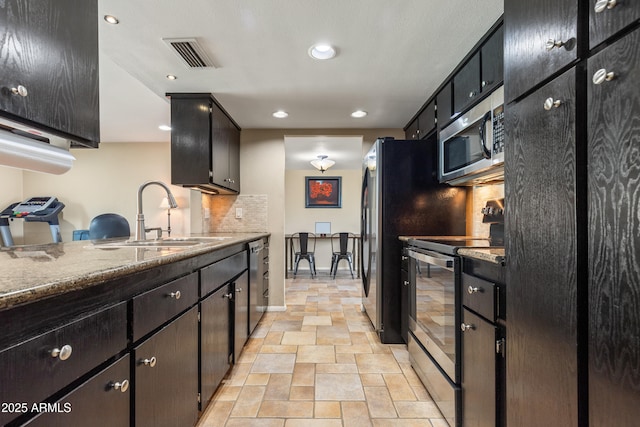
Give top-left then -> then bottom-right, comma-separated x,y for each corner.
457,247 -> 505,265
0,232 -> 268,310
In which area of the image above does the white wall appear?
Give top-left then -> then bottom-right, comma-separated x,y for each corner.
285,168 -> 361,271
19,142 -> 191,244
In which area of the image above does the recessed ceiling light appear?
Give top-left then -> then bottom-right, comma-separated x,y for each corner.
158,125 -> 172,131
308,44 -> 336,60
166,74 -> 177,80
351,110 -> 368,118
272,110 -> 289,118
104,15 -> 119,25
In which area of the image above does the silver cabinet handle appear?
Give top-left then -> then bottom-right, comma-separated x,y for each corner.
469,91 -> 477,98
594,0 -> 617,13
111,379 -> 129,393
169,291 -> 181,299
235,288 -> 243,293
51,344 -> 73,360
467,286 -> 482,294
593,68 -> 616,85
224,293 -> 233,299
545,39 -> 565,51
460,323 -> 475,332
141,356 -> 157,367
11,85 -> 28,97
544,98 -> 563,110
403,280 -> 409,286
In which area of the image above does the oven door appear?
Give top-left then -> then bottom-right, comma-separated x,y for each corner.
407,248 -> 460,382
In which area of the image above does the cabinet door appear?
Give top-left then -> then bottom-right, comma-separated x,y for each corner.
233,271 -> 249,363
24,355 -> 130,427
590,0 -> 640,49
200,284 -> 231,408
461,309 -> 496,427
0,0 -> 99,145
453,52 -> 481,115
134,306 -> 199,427
481,24 -> 504,94
227,122 -> 241,192
405,118 -> 419,140
505,67 -> 577,426
437,82 -> 453,128
588,28 -> 640,427
210,104 -> 230,189
170,97 -> 211,186
417,100 -> 436,138
504,0 -> 577,103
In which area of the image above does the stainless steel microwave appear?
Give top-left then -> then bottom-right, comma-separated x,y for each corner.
439,86 -> 504,185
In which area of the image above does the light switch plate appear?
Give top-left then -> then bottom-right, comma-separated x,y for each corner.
204,208 -> 210,219
235,208 -> 243,219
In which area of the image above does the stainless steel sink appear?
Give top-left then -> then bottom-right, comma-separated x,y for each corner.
90,236 -> 232,248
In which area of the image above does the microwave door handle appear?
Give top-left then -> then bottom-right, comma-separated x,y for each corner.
478,111 -> 492,159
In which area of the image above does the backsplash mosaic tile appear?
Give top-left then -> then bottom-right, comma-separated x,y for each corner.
203,194 -> 268,232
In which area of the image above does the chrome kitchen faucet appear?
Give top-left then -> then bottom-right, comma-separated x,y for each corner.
135,181 -> 178,240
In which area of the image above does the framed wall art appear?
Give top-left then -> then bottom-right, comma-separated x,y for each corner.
305,176 -> 341,208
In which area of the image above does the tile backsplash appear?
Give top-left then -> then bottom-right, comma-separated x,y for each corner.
470,183 -> 504,237
203,194 -> 268,232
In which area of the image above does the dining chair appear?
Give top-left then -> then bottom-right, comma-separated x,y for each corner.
292,232 -> 317,277
330,232 -> 355,278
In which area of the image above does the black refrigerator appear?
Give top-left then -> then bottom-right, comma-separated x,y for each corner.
361,136 -> 467,344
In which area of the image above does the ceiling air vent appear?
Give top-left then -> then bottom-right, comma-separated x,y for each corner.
162,38 -> 216,68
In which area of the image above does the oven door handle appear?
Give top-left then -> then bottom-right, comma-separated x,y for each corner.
407,249 -> 455,271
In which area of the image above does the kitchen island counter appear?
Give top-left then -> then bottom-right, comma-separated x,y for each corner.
0,232 -> 268,310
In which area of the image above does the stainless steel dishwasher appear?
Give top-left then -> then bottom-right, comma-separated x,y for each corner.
248,239 -> 266,334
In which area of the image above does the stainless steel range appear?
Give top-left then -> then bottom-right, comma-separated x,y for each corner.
406,199 -> 504,427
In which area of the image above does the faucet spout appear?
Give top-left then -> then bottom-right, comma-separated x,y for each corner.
135,181 -> 178,241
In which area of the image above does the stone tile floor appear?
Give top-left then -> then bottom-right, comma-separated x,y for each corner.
197,274 -> 447,427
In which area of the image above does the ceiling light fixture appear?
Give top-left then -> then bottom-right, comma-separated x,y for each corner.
272,110 -> 289,118
310,155 -> 335,173
351,110 -> 368,118
166,74 -> 177,80
103,15 -> 119,25
158,125 -> 171,131
308,44 -> 336,60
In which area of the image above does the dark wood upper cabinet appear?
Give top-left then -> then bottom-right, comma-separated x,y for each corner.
481,24 -> 504,94
587,28 -> 640,427
169,93 -> 241,194
589,0 -> 640,49
436,82 -> 453,129
417,100 -> 436,138
504,0 -> 578,103
405,118 -> 419,140
453,52 -> 481,115
505,67 -> 578,427
0,0 -> 99,147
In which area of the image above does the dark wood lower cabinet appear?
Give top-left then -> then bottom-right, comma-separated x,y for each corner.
461,309 -> 497,427
200,284 -> 232,408
232,271 -> 249,363
24,355 -> 130,427
134,306 -> 199,427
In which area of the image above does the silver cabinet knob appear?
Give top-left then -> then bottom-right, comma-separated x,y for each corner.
469,91 -> 477,98
224,293 -> 233,299
544,98 -> 563,110
51,344 -> 73,360
111,379 -> 129,393
467,286 -> 481,294
461,323 -> 475,332
141,356 -> 157,367
11,85 -> 28,97
169,291 -> 181,299
545,39 -> 565,51
593,68 -> 616,85
594,0 -> 617,13
235,288 -> 243,293
403,280 -> 409,286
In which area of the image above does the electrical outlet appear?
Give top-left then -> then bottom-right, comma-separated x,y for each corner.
204,208 -> 210,219
235,208 -> 243,219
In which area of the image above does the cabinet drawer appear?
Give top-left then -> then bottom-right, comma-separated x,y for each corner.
0,302 -> 127,426
201,251 -> 247,296
462,273 -> 496,321
24,354 -> 130,427
132,272 -> 198,342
